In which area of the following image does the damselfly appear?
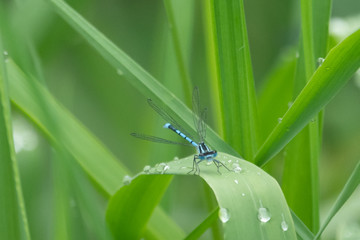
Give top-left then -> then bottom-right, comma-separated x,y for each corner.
131,87 -> 231,175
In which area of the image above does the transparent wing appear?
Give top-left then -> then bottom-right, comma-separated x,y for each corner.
147,99 -> 194,140
192,87 -> 207,142
131,133 -> 193,147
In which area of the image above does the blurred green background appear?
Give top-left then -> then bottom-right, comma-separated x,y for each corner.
1,0 -> 359,239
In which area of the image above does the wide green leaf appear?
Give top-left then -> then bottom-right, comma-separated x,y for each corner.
106,153 -> 297,239
255,28 -> 360,166
210,0 -> 258,160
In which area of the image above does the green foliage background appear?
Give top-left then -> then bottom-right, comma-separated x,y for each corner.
0,0 -> 359,239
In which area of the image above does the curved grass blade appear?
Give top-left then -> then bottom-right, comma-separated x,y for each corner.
0,39 -> 30,240
315,161 -> 360,239
255,29 -> 360,166
6,59 -> 184,239
106,153 -> 297,239
48,0 -> 239,157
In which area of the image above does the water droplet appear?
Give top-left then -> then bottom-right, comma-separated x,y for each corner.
218,208 -> 230,223
123,175 -> 132,185
241,193 -> 246,197
155,163 -> 165,172
317,57 -> 325,66
232,163 -> 242,173
116,69 -> 124,75
206,161 -> 212,166
173,156 -> 179,161
180,166 -> 187,170
3,51 -> 9,62
281,221 -> 289,231
288,101 -> 293,108
227,159 -> 232,164
143,165 -> 151,173
311,118 -> 316,123
258,207 -> 271,223
278,117 -> 283,123
234,179 -> 239,184
163,165 -> 170,173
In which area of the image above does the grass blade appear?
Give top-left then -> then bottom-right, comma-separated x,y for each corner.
107,153 -> 297,239
290,210 -> 314,240
163,0 -> 193,102
48,0 -> 238,157
210,0 -> 258,160
0,40 -> 30,240
184,207 -> 219,240
254,28 -> 360,166
315,161 -> 360,239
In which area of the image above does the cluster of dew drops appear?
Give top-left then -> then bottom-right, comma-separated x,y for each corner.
219,206 -> 289,232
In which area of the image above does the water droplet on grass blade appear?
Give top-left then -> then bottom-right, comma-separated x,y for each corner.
317,57 -> 325,66
232,163 -> 242,173
258,207 -> 271,223
281,221 -> 289,231
278,117 -> 283,123
143,165 -> 151,173
163,165 -> 170,173
123,175 -> 132,185
234,179 -> 239,184
241,193 -> 246,197
218,208 -> 230,223
3,51 -> 9,62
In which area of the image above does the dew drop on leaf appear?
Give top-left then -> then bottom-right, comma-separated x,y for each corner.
218,207 -> 230,223
258,207 -> 271,223
281,220 -> 289,231
143,165 -> 151,173
123,175 -> 132,185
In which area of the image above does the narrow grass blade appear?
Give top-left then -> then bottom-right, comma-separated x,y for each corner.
290,210 -> 314,240
254,29 -> 360,166
315,161 -> 360,239
6,59 -> 184,239
184,207 -> 219,240
163,0 -> 193,102
282,45 -> 318,230
0,39 -> 31,240
210,0 -> 258,160
48,0 -> 238,157
107,153 -> 297,239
